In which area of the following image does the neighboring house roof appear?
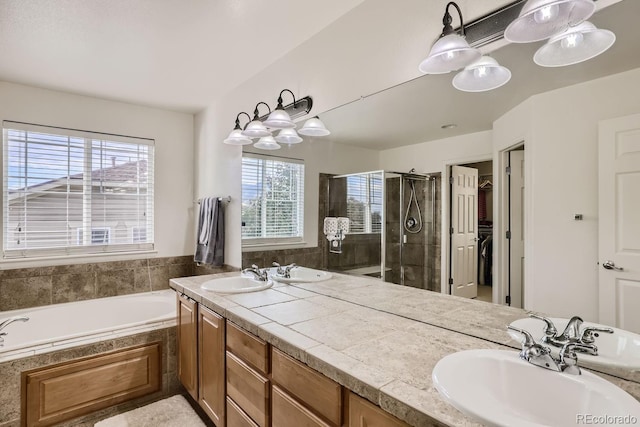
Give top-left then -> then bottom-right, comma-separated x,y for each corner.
8,159 -> 148,203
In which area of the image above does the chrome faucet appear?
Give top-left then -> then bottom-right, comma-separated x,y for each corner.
528,314 -> 613,355
508,326 -> 591,375
272,262 -> 297,278
242,264 -> 269,282
0,316 -> 29,346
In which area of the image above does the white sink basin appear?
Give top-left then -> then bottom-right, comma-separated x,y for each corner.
200,276 -> 273,294
269,267 -> 332,284
509,317 -> 640,371
433,349 -> 640,427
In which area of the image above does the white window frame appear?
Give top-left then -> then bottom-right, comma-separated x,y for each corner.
241,152 -> 305,248
346,173 -> 383,235
1,121 -> 155,260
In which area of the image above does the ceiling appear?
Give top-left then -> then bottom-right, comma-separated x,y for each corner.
0,0 -> 363,113
320,0 -> 640,151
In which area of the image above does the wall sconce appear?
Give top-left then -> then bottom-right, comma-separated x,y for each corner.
223,112 -> 253,145
225,89 -> 330,150
533,21 -> 615,67
253,136 -> 281,150
504,0 -> 596,43
242,102 -> 272,138
299,116 -> 331,136
452,56 -> 512,92
264,89 -> 298,129
418,2 -> 481,74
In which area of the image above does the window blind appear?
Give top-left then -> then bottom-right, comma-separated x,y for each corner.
241,153 -> 304,241
346,174 -> 382,234
2,121 -> 154,259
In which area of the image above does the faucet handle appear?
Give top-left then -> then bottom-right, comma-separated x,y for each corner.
251,264 -> 260,270
579,326 -> 614,344
528,313 -> 558,337
272,262 -> 281,267
558,342 -> 594,375
507,325 -> 537,348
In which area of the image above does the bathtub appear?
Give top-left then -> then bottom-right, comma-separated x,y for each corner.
0,289 -> 176,362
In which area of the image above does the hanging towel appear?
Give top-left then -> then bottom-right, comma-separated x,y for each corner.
194,197 -> 225,266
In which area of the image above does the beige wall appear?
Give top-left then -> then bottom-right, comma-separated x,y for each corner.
0,81 -> 194,268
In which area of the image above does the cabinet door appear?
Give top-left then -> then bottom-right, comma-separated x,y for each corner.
199,305 -> 226,426
348,392 -> 410,427
177,293 -> 198,400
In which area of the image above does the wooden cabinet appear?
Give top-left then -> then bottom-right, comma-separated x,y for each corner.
348,392 -> 410,427
199,305 -> 226,426
23,343 -> 161,427
271,348 -> 342,426
225,323 -> 270,427
177,293 -> 198,400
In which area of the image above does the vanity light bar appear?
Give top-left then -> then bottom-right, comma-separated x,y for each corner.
456,0 -> 599,48
257,96 -> 313,123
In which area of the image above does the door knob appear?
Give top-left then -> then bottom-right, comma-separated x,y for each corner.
602,260 -> 624,271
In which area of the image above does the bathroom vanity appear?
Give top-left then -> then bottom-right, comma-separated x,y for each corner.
171,271 -> 640,427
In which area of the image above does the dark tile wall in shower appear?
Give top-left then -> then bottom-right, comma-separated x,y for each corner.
0,256 -> 233,311
385,174 -> 441,292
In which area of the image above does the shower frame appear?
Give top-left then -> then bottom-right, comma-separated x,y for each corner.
330,170 -> 434,284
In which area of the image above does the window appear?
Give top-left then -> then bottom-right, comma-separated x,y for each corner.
241,153 -> 304,244
77,227 -> 111,245
2,121 -> 154,259
346,173 -> 382,233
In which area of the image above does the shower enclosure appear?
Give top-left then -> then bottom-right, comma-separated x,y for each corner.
327,170 -> 441,292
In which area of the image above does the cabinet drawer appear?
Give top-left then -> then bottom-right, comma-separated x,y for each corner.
271,348 -> 342,426
272,385 -> 331,427
226,351 -> 270,427
227,397 -> 259,427
348,392 -> 410,427
227,322 -> 269,374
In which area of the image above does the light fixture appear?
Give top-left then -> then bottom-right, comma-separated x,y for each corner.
241,102 -> 272,138
298,116 -> 331,136
533,21 -> 615,67
274,128 -> 303,144
223,112 -> 253,145
253,136 -> 281,150
452,56 -> 512,92
504,0 -> 596,43
264,89 -> 298,129
418,2 -> 481,74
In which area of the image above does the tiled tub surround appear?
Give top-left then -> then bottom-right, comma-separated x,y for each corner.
0,327 -> 180,427
0,255 -> 235,312
170,272 -> 640,427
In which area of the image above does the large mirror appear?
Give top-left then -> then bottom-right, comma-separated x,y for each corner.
242,0 -> 640,382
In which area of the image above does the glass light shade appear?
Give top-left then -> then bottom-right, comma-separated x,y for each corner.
274,128 -> 303,144
452,56 -> 512,92
263,109 -> 295,129
504,0 -> 596,43
533,21 -> 615,67
298,117 -> 331,136
253,136 -> 281,150
418,34 -> 482,74
223,129 -> 253,145
241,120 -> 271,138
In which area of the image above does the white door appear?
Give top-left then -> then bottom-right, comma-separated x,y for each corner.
509,150 -> 525,308
450,166 -> 478,298
599,113 -> 640,333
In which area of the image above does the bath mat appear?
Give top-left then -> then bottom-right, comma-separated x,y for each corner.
95,395 -> 206,427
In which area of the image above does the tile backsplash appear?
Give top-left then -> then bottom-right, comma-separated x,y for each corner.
0,256 -> 234,311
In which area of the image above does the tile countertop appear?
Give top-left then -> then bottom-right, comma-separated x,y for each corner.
169,271 -> 640,427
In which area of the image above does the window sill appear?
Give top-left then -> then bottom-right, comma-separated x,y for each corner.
242,241 -> 311,253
